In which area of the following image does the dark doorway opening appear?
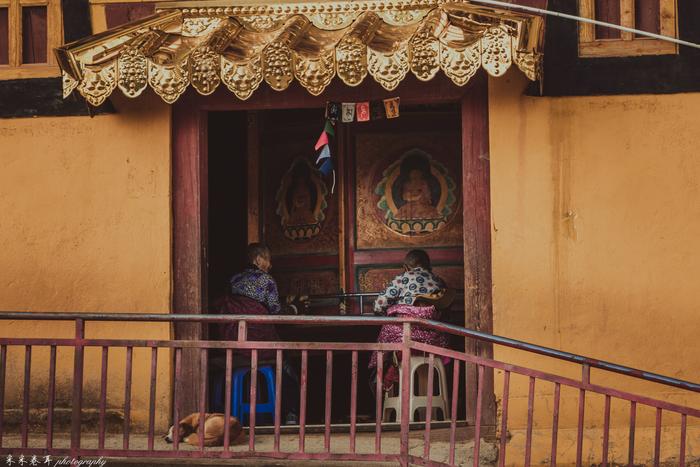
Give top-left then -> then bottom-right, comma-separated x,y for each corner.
207,111 -> 249,306
174,77 -> 493,427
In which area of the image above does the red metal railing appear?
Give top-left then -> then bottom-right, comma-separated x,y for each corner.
0,312 -> 698,466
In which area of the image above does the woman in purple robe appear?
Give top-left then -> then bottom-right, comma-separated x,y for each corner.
214,243 -> 304,424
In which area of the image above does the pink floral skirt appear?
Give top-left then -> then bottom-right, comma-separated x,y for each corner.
368,304 -> 450,369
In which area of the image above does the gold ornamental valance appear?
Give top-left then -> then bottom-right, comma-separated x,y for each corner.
55,0 -> 544,106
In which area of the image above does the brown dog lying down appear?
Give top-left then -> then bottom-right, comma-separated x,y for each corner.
164,413 -> 244,447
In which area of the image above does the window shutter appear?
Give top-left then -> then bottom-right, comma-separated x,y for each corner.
21,6 -> 47,64
0,8 -> 8,65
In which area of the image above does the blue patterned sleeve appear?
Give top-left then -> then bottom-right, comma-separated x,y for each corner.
373,274 -> 404,314
262,275 -> 282,314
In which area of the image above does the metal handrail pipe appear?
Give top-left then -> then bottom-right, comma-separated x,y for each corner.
0,311 -> 699,393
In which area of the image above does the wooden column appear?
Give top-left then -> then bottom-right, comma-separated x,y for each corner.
172,100 -> 208,416
461,74 -> 496,429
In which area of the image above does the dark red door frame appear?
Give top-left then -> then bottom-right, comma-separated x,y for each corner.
461,74 -> 496,427
171,73 -> 495,425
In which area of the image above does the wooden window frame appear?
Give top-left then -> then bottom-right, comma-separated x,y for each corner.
578,0 -> 678,57
0,0 -> 62,79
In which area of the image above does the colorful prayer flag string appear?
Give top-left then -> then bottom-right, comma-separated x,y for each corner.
326,98 -> 399,124
316,98 -> 399,194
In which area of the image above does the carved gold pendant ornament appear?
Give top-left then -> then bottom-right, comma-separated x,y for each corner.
55,0 -> 544,106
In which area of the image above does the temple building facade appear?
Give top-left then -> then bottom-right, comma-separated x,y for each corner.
1,1 -> 699,465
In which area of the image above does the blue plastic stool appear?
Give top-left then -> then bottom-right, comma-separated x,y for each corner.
232,365 -> 276,425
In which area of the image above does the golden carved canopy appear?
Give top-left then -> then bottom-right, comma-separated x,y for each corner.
55,0 -> 544,106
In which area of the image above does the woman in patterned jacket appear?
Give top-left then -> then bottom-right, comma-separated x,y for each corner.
373,249 -> 447,314
369,249 -> 451,395
215,243 -> 304,424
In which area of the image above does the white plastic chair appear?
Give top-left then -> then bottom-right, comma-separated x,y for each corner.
383,354 -> 449,422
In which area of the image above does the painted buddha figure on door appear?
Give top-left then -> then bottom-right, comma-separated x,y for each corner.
288,176 -> 317,226
376,149 -> 456,236
395,168 -> 440,220
275,158 -> 328,241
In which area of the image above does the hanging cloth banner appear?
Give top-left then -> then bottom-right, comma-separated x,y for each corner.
315,131 -> 329,150
325,102 -> 341,121
370,100 -> 385,120
341,103 -> 355,123
356,102 -> 370,122
319,157 -> 333,175
324,119 -> 335,135
316,144 -> 331,164
383,97 -> 400,118
315,117 -> 336,193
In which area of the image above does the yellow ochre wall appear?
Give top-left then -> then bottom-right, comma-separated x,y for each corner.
489,73 -> 700,465
1,71 -> 699,462
0,94 -> 173,432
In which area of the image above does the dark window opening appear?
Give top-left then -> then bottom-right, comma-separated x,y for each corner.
22,6 -> 47,64
0,8 -> 8,65
635,0 -> 661,35
594,0 -> 621,39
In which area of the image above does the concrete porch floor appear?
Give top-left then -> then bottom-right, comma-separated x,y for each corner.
2,427 -> 499,466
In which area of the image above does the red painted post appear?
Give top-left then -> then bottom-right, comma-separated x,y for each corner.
0,344 -> 5,447
602,395 -> 611,467
238,321 -> 247,341
524,376 -> 535,467
550,382 -> 561,467
148,347 -> 158,451
299,349 -> 308,453
325,350 -> 333,453
576,387 -> 586,467
473,365 -> 484,467
628,401 -> 636,466
21,345 -> 31,448
70,318 -> 85,457
350,350 -> 358,453
679,413 -> 687,467
424,353 -> 435,460
46,345 -> 56,449
375,350 -> 383,455
654,408 -> 662,466
249,349 -> 258,452
173,347 -> 182,451
123,346 -> 133,450
199,347 -> 208,452
449,360 -> 460,466
274,349 -> 282,453
498,370 -> 510,467
576,364 -> 589,467
98,346 -> 108,449
224,348 -> 233,454
399,323 -> 412,467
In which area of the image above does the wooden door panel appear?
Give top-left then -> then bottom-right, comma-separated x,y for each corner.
259,109 -> 340,298
345,107 -> 464,299
353,125 -> 462,250
275,269 -> 340,297
261,111 -> 339,258
358,265 -> 464,293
